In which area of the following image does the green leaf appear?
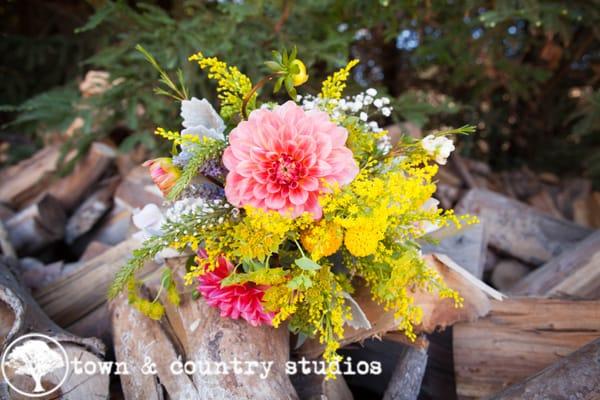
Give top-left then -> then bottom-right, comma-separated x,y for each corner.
287,274 -> 313,290
273,77 -> 284,93
295,257 -> 321,271
264,61 -> 281,72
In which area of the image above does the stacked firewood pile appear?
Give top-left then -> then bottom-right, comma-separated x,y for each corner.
0,133 -> 599,399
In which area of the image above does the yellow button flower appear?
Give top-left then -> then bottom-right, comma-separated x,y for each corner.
290,59 -> 308,86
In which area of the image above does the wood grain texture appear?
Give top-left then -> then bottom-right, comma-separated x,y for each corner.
456,189 -> 592,265
510,229 -> 600,298
489,337 -> 600,400
453,298 -> 600,399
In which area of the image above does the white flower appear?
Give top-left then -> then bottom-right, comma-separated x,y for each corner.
132,204 -> 164,241
180,97 -> 225,141
366,88 -> 377,97
418,198 -> 440,233
421,135 -> 455,165
363,95 -> 373,105
381,107 -> 392,117
373,98 -> 383,108
359,112 -> 368,122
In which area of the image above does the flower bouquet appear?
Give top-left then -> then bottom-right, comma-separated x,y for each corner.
109,46 -> 475,375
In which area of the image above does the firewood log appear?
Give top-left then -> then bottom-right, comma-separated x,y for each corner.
421,224 -> 487,279
383,344 -> 428,400
111,257 -> 299,400
289,356 -> 353,400
65,175 -> 120,244
5,194 -> 66,255
47,142 -> 117,211
456,189 -> 592,265
509,229 -> 600,299
488,337 -> 600,400
0,145 -> 64,209
453,298 -> 600,399
34,238 -> 149,327
297,254 -> 503,358
0,256 -> 109,399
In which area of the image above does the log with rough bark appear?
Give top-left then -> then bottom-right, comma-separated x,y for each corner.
0,145 -> 64,208
453,298 -> 600,399
297,254 -> 503,358
510,229 -> 600,299
47,142 -> 117,211
111,258 -> 299,400
456,188 -> 592,265
5,194 -> 66,255
488,337 -> 600,400
382,344 -> 428,400
0,256 -> 109,399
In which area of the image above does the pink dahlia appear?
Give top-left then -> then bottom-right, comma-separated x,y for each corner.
196,250 -> 274,327
222,101 -> 358,219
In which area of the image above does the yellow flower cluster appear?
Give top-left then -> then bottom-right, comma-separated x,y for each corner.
263,285 -> 302,327
155,127 -> 213,147
319,59 -> 359,100
230,206 -> 309,262
300,220 -> 343,260
189,52 -> 255,119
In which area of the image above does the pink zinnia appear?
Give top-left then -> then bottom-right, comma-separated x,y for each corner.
222,101 -> 358,219
196,250 -> 274,326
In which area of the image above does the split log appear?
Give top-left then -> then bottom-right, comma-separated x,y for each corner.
34,238 -> 150,327
162,279 -> 299,399
456,189 -> 592,265
289,356 -> 353,400
0,145 -> 63,208
421,223 -> 486,279
453,298 -> 600,399
489,337 -> 600,400
0,256 -> 109,399
5,194 -> 66,255
111,257 -> 299,400
112,295 -> 199,400
297,254 -> 503,358
65,175 -> 120,244
383,345 -> 428,400
47,142 -> 117,211
510,229 -> 600,299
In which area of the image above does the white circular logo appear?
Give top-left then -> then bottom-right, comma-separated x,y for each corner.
1,333 -> 70,397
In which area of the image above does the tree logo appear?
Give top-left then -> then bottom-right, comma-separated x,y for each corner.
1,333 -> 69,397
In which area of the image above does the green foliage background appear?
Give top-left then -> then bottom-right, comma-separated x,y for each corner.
1,0 -> 599,183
